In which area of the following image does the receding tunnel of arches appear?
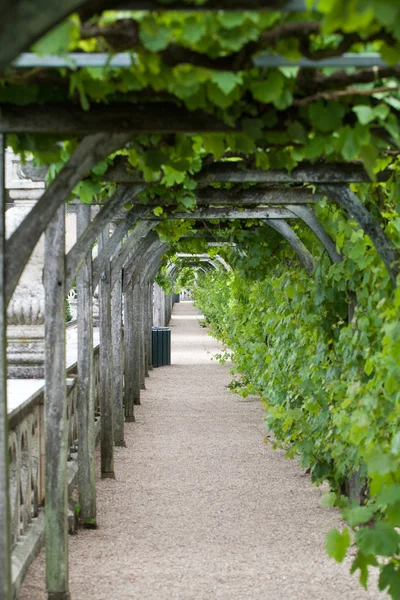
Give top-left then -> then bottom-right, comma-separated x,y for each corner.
1,2 -> 400,600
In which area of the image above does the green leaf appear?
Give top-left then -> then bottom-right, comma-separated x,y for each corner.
145,149 -> 168,171
342,506 -> 375,527
75,180 -> 101,204
320,492 -> 337,507
308,101 -> 345,133
377,484 -> 400,506
250,72 -> 285,104
359,144 -> 378,181
379,564 -> 400,600
355,523 -> 400,557
350,551 -> 378,589
366,451 -> 397,476
211,72 -> 242,95
202,134 -> 226,160
341,127 -> 359,161
353,104 -> 390,125
139,17 -> 170,51
326,528 -> 351,562
391,431 -> 400,455
33,17 -> 79,55
207,83 -> 239,109
385,375 -> 398,395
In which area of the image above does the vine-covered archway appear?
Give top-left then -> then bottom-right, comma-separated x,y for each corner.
1,2 -> 400,598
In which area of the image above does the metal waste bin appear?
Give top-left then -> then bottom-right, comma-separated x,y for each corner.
152,326 -> 171,367
174,293 -> 180,303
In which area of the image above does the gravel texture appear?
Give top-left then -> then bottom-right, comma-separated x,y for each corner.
19,301 -> 385,599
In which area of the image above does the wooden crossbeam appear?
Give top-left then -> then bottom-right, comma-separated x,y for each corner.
103,158 -> 388,184
116,0 -> 306,10
129,188 -> 320,206
0,104 -> 232,135
143,206 -> 299,219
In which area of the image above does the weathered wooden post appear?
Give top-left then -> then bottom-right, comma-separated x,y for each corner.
132,282 -> 142,402
0,135 -> 12,600
98,225 -> 115,478
147,282 -> 153,372
123,277 -> 135,422
111,270 -> 125,445
76,204 -> 96,525
44,205 -> 70,600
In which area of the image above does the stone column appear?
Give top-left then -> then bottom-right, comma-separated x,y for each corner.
5,150 -> 46,378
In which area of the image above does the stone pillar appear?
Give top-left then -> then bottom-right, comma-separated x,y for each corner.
5,150 -> 46,378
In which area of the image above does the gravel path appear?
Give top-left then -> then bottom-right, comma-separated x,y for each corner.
19,301 -> 384,599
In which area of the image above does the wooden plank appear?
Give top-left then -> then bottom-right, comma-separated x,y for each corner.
98,225 -> 115,478
5,133 -> 133,306
76,204 -> 97,526
44,205 -> 70,600
111,272 -> 125,446
0,134 -> 11,600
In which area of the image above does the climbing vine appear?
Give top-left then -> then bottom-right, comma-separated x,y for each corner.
190,195 -> 400,597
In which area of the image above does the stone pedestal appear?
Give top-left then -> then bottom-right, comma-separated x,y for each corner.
5,150 -> 46,378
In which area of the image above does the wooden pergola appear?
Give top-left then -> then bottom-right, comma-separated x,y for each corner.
1,2 -> 399,599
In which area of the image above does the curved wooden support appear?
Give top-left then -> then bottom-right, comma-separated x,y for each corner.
286,205 -> 342,264
320,184 -> 399,284
266,219 -> 315,275
5,132 -> 132,305
65,187 -> 147,290
92,207 -> 149,287
109,222 -> 156,289
120,230 -> 160,291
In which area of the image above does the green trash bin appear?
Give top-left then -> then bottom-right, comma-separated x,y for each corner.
152,326 -> 171,367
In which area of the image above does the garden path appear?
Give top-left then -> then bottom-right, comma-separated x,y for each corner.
19,301 -> 383,599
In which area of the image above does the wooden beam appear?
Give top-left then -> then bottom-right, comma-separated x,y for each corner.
44,205 -> 70,600
0,134 -> 12,600
76,204 -> 97,526
0,104 -> 233,135
192,188 -> 321,205
103,158 -> 389,185
143,207 -> 300,220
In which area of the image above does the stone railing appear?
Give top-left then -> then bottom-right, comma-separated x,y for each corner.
8,393 -> 43,549
8,343 -> 101,582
